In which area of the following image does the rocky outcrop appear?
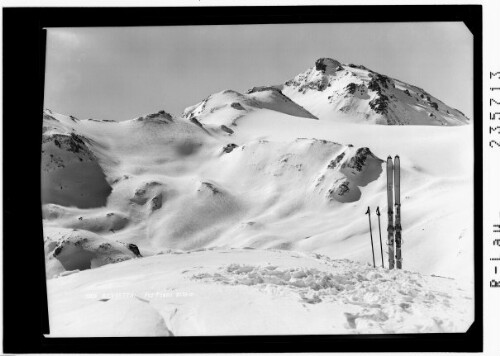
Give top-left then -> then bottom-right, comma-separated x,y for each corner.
198,181 -> 220,195
151,194 -> 163,212
135,110 -> 173,123
222,143 -> 238,153
327,151 -> 346,169
127,243 -> 142,257
220,125 -> 234,134
315,58 -> 343,73
327,177 -> 360,203
342,147 -> 373,172
189,117 -> 203,128
368,95 -> 390,115
48,229 -> 139,274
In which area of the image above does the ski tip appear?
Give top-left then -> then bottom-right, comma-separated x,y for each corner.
387,155 -> 392,159
395,155 -> 400,159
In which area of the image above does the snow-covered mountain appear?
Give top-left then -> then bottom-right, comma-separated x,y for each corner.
181,87 -> 317,132
280,58 -> 471,125
41,57 -> 474,336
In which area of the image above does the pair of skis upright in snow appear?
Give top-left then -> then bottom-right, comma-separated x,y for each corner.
365,156 -> 402,269
387,155 -> 402,269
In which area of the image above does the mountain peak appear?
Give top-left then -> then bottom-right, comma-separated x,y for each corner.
281,58 -> 470,126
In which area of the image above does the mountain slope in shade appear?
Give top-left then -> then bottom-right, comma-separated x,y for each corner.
280,58 -> 470,125
42,110 -> 113,208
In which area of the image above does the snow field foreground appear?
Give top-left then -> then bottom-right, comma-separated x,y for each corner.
47,248 -> 473,336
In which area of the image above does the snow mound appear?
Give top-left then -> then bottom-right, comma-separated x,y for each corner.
46,248 -> 473,336
281,58 -> 470,125
49,297 -> 173,337
44,228 -> 140,277
60,211 -> 129,233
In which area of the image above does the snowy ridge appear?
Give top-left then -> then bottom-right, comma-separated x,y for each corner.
182,88 -> 317,133
281,58 -> 470,125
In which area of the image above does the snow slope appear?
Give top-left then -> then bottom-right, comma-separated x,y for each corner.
47,248 -> 473,336
182,87 -> 317,130
281,58 -> 471,125
42,100 -> 473,279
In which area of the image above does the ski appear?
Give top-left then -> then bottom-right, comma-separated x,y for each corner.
376,206 -> 384,268
365,207 -> 376,268
387,156 -> 395,269
394,155 -> 402,269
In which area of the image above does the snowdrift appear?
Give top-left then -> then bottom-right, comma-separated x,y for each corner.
46,248 -> 473,336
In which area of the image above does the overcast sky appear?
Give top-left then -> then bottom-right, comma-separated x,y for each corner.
44,23 -> 473,121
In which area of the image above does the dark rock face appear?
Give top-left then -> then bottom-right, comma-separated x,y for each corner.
199,182 -> 220,194
127,243 -> 142,257
222,143 -> 238,153
189,117 -> 203,128
343,147 -> 372,172
348,63 -> 368,70
328,152 -> 346,169
345,83 -> 357,94
368,73 -> 394,92
246,86 -> 283,94
429,101 -> 439,110
315,58 -> 342,73
220,125 -> 234,134
315,59 -> 328,72
330,181 -> 350,196
369,94 -> 390,115
136,110 -> 173,123
67,133 -> 86,153
230,102 -> 245,110
43,113 -> 58,121
130,182 -> 162,206
404,89 -> 411,96
151,194 -> 163,212
326,177 -> 361,203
